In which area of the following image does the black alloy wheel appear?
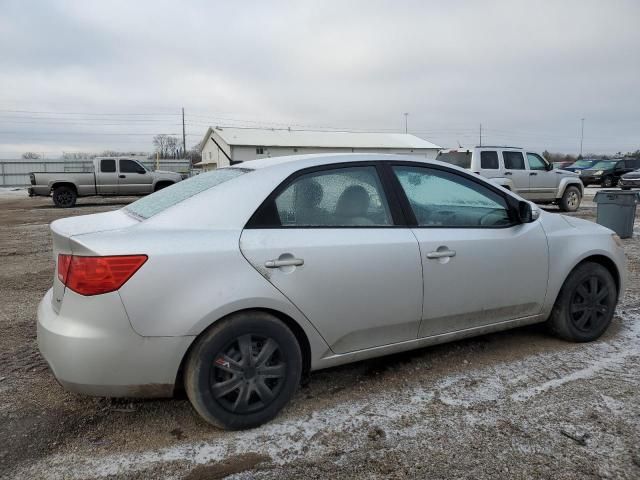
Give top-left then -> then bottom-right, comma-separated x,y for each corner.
211,334 -> 286,414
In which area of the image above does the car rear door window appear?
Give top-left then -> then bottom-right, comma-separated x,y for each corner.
101,159 -> 116,172
503,151 -> 526,170
392,166 -> 511,227
480,151 -> 499,169
252,166 -> 393,227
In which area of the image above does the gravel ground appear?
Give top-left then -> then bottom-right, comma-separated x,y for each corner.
1,188 -> 639,479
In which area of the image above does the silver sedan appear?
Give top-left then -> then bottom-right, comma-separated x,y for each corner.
37,154 -> 626,429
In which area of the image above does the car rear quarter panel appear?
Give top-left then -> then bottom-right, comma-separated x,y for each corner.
72,228 -> 333,361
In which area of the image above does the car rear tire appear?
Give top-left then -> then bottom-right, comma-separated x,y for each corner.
547,262 -> 617,342
52,186 -> 77,208
184,311 -> 302,430
558,186 -> 581,212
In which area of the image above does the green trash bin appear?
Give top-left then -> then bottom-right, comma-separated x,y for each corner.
593,190 -> 640,239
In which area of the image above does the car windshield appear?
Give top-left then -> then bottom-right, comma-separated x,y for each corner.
125,167 -> 250,219
436,151 -> 472,169
590,161 -> 616,170
570,160 -> 596,167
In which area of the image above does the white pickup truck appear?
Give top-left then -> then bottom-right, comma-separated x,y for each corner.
437,146 -> 584,211
28,157 -> 183,207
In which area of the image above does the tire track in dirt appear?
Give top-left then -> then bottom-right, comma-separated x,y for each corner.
13,311 -> 640,480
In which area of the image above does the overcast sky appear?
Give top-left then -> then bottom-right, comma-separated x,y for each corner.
1,0 -> 639,158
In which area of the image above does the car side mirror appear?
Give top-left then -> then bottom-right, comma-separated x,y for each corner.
518,200 -> 538,223
137,169 -> 146,174
546,163 -> 553,171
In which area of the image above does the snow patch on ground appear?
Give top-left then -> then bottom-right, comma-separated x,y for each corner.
14,311 -> 640,480
0,187 -> 27,197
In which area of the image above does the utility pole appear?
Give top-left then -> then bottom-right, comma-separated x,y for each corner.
479,123 -> 482,147
182,107 -> 187,158
579,118 -> 585,157
404,113 -> 409,133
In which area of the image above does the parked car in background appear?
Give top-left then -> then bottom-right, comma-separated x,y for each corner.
37,153 -> 625,429
579,158 -> 640,188
553,160 -> 575,170
28,157 -> 183,207
437,147 -> 584,211
619,169 -> 640,190
562,159 -> 599,173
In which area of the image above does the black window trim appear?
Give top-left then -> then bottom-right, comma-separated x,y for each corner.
245,161 -> 408,229
245,160 -> 522,230
381,161 -> 520,229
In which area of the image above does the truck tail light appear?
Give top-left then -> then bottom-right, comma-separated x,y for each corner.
57,254 -> 148,296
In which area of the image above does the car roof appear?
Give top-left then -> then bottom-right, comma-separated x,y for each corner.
142,153 -> 522,231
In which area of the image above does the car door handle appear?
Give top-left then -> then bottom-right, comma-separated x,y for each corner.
119,175 -> 126,178
529,172 -> 537,176
264,258 -> 304,268
504,171 -> 513,175
426,250 -> 456,259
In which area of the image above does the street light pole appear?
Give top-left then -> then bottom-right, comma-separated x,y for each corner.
404,113 -> 409,133
580,118 -> 585,157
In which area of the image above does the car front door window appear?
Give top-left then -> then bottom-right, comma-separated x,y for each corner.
526,153 -> 547,171
392,166 -> 511,227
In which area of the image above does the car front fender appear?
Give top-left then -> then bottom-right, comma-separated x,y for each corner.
556,177 -> 584,198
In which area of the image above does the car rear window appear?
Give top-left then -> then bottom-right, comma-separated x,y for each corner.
436,151 -> 472,169
125,168 -> 250,219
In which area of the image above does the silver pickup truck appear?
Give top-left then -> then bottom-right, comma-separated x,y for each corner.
437,146 -> 584,211
29,157 -> 183,207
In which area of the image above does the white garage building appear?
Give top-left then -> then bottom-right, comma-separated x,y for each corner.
196,126 -> 441,170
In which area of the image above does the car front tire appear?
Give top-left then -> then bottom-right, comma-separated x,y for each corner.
185,311 -> 302,430
547,262 -> 617,342
602,177 -> 613,188
558,186 -> 581,212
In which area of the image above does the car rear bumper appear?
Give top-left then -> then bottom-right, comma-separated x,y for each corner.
28,186 -> 50,196
37,288 -> 194,398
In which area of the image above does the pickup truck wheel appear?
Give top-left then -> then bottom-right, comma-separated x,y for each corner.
602,177 -> 613,188
547,262 -> 616,342
52,186 -> 77,208
558,186 -> 581,212
184,311 -> 302,430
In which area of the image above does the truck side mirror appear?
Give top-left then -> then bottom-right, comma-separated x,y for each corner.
546,162 -> 553,171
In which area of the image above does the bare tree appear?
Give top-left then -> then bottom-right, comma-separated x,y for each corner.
166,136 -> 178,159
152,134 -> 169,158
21,152 -> 41,159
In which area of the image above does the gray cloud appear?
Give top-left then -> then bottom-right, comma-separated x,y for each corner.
0,0 -> 638,157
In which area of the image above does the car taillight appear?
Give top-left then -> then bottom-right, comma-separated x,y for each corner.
57,254 -> 148,296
